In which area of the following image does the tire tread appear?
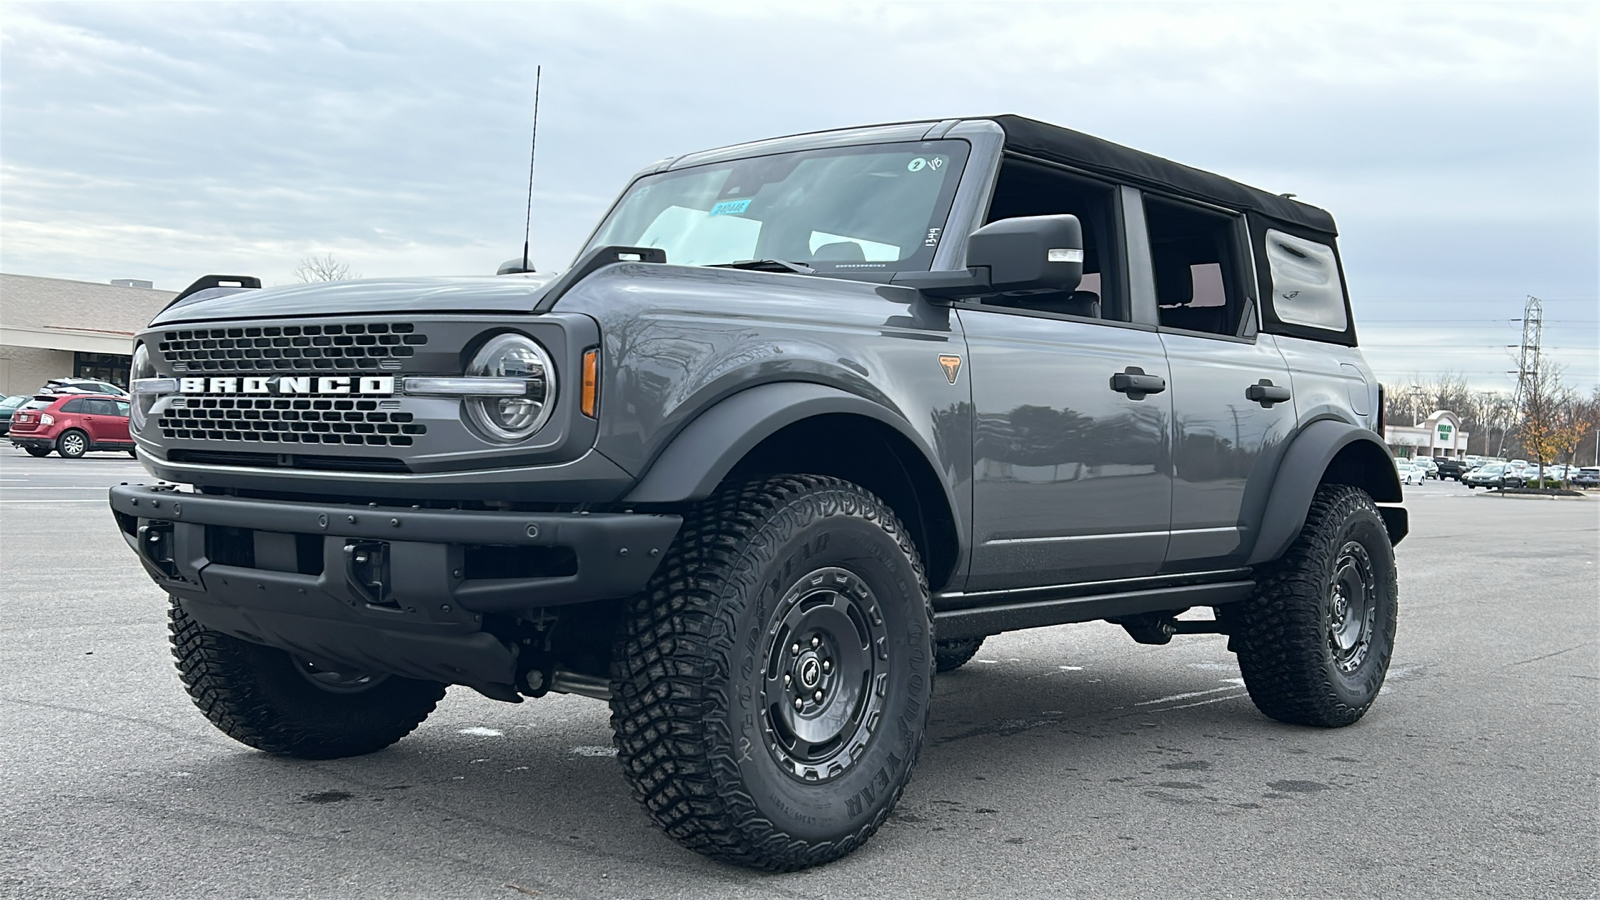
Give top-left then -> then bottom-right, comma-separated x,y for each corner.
609,474 -> 933,871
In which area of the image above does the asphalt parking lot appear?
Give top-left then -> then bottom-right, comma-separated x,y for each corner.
2,452 -> 1595,899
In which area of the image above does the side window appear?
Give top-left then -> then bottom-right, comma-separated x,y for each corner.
59,398 -> 88,414
983,160 -> 1122,321
1264,229 -> 1348,331
88,399 -> 118,415
1144,195 -> 1248,336
115,401 -> 131,417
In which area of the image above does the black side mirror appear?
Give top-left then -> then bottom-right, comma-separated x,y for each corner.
889,214 -> 1084,300
968,214 -> 1084,295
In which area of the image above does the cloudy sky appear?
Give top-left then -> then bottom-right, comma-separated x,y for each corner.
2,1 -> 1595,391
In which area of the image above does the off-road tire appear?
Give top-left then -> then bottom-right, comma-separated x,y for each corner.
933,636 -> 984,673
24,447 -> 50,458
1227,484 -> 1397,727
56,429 -> 88,459
610,474 -> 934,871
168,597 -> 446,759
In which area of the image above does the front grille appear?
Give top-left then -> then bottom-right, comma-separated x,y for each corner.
158,322 -> 428,373
155,396 -> 427,447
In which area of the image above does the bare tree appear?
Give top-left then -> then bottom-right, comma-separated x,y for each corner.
1384,372 -> 1516,458
1473,390 -> 1518,456
1571,386 -> 1600,468
293,253 -> 359,283
1516,360 -> 1582,487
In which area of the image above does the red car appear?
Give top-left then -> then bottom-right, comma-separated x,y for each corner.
8,393 -> 134,458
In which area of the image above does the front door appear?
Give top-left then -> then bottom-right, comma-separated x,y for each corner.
961,308 -> 1173,589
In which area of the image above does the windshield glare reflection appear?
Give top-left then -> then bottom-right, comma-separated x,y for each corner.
585,141 -> 970,274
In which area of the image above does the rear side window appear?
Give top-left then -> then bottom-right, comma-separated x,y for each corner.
60,398 -> 89,413
1265,230 -> 1347,331
1145,195 -> 1249,337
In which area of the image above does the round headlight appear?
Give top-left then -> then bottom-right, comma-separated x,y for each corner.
129,343 -> 154,432
464,333 -> 556,442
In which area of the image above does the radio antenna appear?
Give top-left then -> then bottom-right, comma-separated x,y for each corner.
520,65 -> 542,273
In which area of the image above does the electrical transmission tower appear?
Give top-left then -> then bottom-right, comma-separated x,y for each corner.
1499,295 -> 1543,456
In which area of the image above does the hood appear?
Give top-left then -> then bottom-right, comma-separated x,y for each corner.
150,274 -> 559,326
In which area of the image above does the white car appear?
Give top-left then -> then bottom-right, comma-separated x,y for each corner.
1395,461 -> 1425,485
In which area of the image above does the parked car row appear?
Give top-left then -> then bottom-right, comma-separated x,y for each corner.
7,393 -> 134,458
1395,455 -> 1599,490
2,378 -> 133,454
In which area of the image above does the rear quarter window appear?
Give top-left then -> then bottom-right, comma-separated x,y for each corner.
1265,229 -> 1347,331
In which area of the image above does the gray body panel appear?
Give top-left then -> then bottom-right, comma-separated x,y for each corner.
153,275 -> 558,325
958,308 -> 1172,587
1158,331 -> 1295,569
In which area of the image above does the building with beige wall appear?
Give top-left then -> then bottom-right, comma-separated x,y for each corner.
0,274 -> 175,396
1385,409 -> 1470,460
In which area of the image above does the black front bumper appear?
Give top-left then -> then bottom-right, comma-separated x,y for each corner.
109,483 -> 680,687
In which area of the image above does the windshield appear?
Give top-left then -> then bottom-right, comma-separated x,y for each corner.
584,140 -> 971,274
0,396 -> 26,410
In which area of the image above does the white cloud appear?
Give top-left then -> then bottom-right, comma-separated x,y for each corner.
0,0 -> 1593,389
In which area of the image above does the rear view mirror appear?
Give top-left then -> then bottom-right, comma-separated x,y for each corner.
967,214 -> 1084,296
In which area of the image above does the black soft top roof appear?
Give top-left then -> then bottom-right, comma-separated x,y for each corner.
988,115 -> 1337,236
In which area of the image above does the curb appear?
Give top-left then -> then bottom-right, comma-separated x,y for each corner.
1475,492 -> 1588,501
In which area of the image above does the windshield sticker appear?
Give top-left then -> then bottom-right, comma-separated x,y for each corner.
907,158 -> 927,173
924,227 -> 942,248
709,199 -> 752,216
929,157 -> 945,170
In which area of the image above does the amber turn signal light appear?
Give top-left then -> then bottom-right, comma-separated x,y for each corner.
581,348 -> 599,417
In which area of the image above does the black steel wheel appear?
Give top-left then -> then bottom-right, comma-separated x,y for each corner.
610,474 -> 933,871
933,636 -> 985,673
1226,484 -> 1398,727
168,597 -> 446,759
760,566 -> 890,781
56,429 -> 88,459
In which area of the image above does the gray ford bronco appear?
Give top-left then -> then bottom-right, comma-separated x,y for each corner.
111,115 -> 1405,870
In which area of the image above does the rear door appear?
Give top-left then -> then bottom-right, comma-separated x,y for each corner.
57,398 -> 94,440
1129,189 -> 1296,571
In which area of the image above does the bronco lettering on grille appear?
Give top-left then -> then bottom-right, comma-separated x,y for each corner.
177,376 -> 395,396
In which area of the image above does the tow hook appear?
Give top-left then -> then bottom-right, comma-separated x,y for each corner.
137,521 -> 179,579
344,541 -> 393,606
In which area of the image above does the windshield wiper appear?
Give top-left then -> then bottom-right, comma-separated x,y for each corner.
711,258 -> 816,275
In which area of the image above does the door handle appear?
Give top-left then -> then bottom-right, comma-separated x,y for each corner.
1246,379 -> 1292,408
1110,367 -> 1166,400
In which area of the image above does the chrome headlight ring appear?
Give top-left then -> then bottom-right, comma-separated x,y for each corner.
129,343 -> 156,432
461,333 -> 556,443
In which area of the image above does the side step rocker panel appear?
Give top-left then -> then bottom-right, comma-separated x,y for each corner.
932,578 -> 1253,640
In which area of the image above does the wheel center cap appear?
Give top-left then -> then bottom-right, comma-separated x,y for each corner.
797,654 -> 822,689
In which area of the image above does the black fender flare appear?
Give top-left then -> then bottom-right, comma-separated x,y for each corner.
622,381 -> 956,513
1246,419 -> 1407,566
